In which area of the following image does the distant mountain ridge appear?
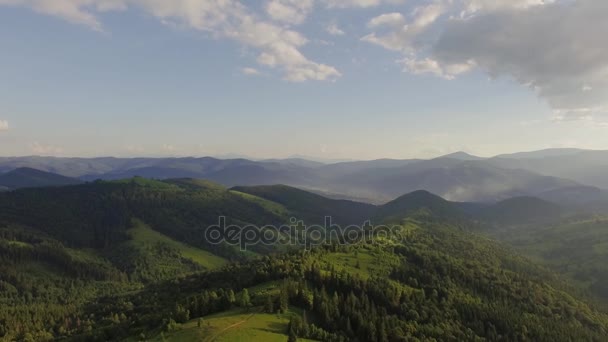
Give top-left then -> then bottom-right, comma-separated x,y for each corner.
235,184 -> 563,226
436,151 -> 485,160
2,148 -> 608,204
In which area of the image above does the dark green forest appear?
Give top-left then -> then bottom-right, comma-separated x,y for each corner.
1,178 -> 608,341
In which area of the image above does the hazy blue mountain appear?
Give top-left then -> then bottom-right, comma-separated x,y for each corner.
260,158 -> 326,168
3,150 -> 608,204
536,185 -> 608,207
495,148 -> 587,159
488,149 -> 608,189
319,160 -> 579,203
436,151 -> 485,160
0,167 -> 82,189
232,184 -> 569,226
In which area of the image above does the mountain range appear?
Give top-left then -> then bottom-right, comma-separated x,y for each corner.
2,148 -> 608,206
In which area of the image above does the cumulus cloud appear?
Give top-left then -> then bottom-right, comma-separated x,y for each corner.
265,0 -> 313,24
461,0 -> 555,15
326,22 -> 345,36
361,4 -> 445,52
241,67 -> 261,76
0,120 -> 8,131
0,0 -> 339,82
433,0 -> 608,121
0,0 -> 108,31
361,0 -> 608,123
30,142 -> 64,155
322,0 -> 404,8
161,144 -> 176,153
399,57 -> 473,80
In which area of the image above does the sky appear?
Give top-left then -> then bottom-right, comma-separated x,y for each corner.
0,0 -> 607,160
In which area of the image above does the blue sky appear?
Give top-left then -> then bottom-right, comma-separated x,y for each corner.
1,0 -> 607,159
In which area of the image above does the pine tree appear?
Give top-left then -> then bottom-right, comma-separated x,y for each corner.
240,289 -> 251,311
265,295 -> 275,313
279,289 -> 289,313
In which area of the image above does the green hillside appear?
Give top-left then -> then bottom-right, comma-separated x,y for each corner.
485,215 -> 608,301
79,215 -> 608,341
479,196 -> 564,224
375,190 -> 466,223
127,220 -> 228,270
232,184 -> 376,225
2,180 -> 608,341
0,177 -> 291,255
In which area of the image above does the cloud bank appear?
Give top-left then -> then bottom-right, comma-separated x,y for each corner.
361,0 -> 608,122
2,0 -> 606,121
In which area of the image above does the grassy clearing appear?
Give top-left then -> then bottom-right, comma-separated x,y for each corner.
320,247 -> 401,279
152,307 -> 317,342
128,220 -> 227,270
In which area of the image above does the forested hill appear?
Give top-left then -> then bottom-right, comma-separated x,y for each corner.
0,177 -> 291,252
1,178 -> 608,341
0,167 -> 82,190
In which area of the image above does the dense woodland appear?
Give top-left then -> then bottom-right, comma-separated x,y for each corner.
1,178 -> 608,341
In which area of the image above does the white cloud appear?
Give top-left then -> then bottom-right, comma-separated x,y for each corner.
399,57 -> 473,80
326,22 -> 345,36
161,144 -> 176,152
241,67 -> 261,76
265,0 -> 313,25
367,12 -> 404,28
462,0 -> 555,15
125,144 -> 145,153
362,4 -> 445,52
322,0 -> 404,9
0,0 -> 339,82
30,142 -> 64,155
0,120 -> 8,131
552,107 -> 608,124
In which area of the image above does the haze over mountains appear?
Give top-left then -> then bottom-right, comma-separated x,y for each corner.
2,148 -> 608,206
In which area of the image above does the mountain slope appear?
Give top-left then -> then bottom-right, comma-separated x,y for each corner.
0,167 -> 82,189
80,214 -> 608,341
232,184 -> 376,225
2,179 -> 608,340
375,190 -> 466,222
483,216 -> 608,302
479,196 -> 564,224
0,177 -> 291,256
